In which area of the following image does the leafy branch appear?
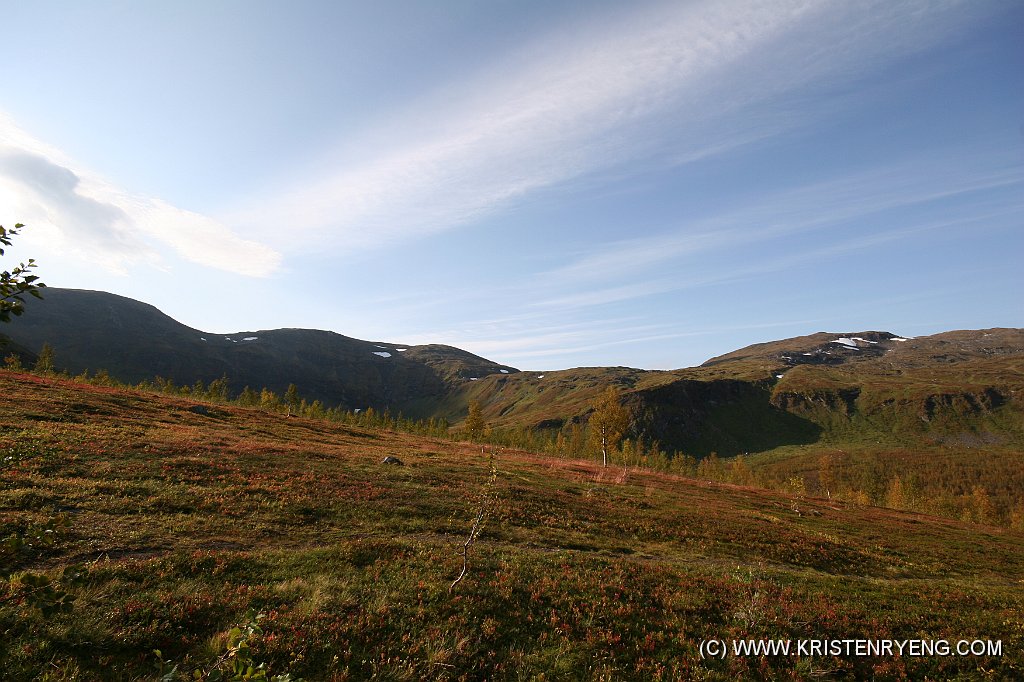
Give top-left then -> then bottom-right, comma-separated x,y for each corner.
0,223 -> 46,323
154,610 -> 303,681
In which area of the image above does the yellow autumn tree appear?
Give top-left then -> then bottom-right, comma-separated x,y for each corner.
588,386 -> 629,467
463,400 -> 486,441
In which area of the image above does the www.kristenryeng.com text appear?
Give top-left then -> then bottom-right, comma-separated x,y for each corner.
699,638 -> 1002,660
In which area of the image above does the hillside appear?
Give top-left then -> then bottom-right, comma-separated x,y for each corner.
458,329 -> 1024,456
5,289 -> 1023,458
6,288 -> 517,416
1,372 -> 1022,679
0,333 -> 36,368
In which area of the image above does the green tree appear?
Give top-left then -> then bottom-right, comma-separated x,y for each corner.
1,223 -> 46,323
885,475 -> 906,510
697,453 -> 723,481
463,400 -> 486,440
969,485 -> 997,525
1010,501 -> 1024,531
588,386 -> 630,467
237,386 -> 259,407
285,383 -> 300,415
620,438 -> 635,466
568,422 -> 585,458
728,454 -> 755,486
208,374 -> 231,402
260,388 -> 281,412
33,342 -> 55,374
306,399 -> 326,420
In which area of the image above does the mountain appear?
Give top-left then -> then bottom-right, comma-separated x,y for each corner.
5,288 -> 1023,455
5,288 -> 517,416
0,332 -> 36,367
449,328 -> 1023,455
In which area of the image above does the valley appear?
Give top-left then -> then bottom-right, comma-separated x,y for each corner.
2,289 -> 1023,679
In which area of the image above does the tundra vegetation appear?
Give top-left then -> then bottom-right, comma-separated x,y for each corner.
10,359 -> 1021,530
1,369 -> 1022,679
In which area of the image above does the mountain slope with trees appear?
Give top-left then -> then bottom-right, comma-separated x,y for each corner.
5,288 -> 1023,460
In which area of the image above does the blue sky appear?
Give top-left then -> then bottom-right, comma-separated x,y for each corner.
1,0 -> 1021,370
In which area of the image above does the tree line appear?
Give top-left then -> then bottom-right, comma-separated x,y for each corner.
5,343 -> 1022,530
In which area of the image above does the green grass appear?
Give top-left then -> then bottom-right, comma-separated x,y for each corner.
2,372 -> 1023,680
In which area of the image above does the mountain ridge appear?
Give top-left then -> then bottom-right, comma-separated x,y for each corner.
5,288 -> 1022,456
5,288 -> 518,416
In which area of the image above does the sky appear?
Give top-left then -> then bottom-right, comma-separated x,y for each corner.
1,0 -> 1022,371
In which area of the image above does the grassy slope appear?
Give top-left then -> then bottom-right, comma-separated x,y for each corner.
749,348 -> 1024,509
2,373 -> 1023,680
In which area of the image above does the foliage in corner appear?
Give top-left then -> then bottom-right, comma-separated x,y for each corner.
0,223 -> 46,323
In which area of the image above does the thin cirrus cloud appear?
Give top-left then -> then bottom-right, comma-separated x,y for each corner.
333,150 -> 1022,357
0,114 -> 281,277
229,0 -> 991,252
526,202 -> 1022,313
524,140 -> 1024,308
432,314 -> 837,365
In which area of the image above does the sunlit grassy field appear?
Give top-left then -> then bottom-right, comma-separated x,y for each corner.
2,372 -> 1022,680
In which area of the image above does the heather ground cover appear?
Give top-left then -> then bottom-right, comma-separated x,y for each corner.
2,372 -> 1022,680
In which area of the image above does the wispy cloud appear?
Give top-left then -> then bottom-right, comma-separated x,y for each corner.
228,0 -> 994,253
0,114 -> 281,276
425,314 -> 837,367
528,203 -> 1023,312
323,135 -> 1021,370
528,149 -> 1024,305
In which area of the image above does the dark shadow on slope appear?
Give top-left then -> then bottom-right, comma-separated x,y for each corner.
630,379 -> 822,457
